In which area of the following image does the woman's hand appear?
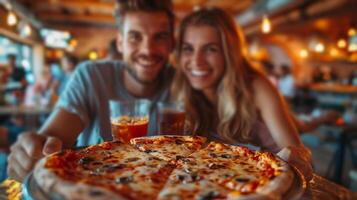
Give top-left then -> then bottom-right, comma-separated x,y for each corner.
277,146 -> 313,182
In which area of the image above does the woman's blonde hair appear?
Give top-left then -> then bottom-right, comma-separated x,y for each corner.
172,8 -> 259,143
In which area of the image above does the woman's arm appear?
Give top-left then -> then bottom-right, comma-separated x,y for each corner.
252,74 -> 313,181
253,75 -> 301,148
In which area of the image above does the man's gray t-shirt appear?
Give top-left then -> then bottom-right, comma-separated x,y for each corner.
56,60 -> 174,146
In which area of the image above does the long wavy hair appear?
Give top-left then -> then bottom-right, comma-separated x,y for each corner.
172,8 -> 259,143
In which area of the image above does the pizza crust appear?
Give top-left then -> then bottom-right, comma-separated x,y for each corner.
34,157 -> 126,200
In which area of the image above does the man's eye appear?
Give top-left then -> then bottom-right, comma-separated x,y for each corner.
129,34 -> 141,42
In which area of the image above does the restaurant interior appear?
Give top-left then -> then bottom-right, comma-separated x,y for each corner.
0,0 -> 357,199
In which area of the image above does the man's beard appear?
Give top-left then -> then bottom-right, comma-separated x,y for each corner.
124,64 -> 159,85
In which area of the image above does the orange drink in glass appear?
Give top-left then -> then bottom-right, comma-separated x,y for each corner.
156,101 -> 185,135
109,100 -> 150,143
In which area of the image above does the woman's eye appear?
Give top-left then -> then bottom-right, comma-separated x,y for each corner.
206,46 -> 218,52
181,46 -> 193,53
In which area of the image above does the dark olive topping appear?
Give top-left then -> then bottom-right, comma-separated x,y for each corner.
144,149 -> 158,153
190,173 -> 199,181
209,153 -> 218,158
148,157 -> 161,161
175,155 -> 184,160
176,174 -> 186,181
79,157 -> 94,165
89,190 -> 104,196
220,154 -> 232,159
126,157 -> 140,162
115,176 -> 134,184
198,191 -> 219,200
235,178 -> 250,182
175,139 -> 183,145
97,164 -> 127,173
207,163 -> 225,169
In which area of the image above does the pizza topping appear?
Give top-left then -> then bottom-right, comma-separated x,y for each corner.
235,177 -> 250,183
115,176 -> 134,184
209,153 -> 218,158
96,164 -> 127,173
197,191 -> 220,200
240,181 -> 259,194
126,157 -> 140,162
175,155 -> 184,160
89,190 -> 104,197
175,139 -> 183,145
144,149 -> 158,153
148,157 -> 161,161
175,172 -> 200,183
220,154 -> 232,159
207,163 -> 225,170
79,157 -> 94,165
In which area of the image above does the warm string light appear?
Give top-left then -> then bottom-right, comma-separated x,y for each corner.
89,50 -> 98,60
337,39 -> 347,48
299,49 -> 309,58
314,43 -> 325,53
261,15 -> 271,34
7,11 -> 17,26
23,24 -> 32,36
348,28 -> 356,37
348,44 -> 357,52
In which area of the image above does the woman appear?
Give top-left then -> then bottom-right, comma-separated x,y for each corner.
172,8 -> 313,180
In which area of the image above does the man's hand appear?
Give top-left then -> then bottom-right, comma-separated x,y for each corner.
7,132 -> 62,182
278,146 -> 313,182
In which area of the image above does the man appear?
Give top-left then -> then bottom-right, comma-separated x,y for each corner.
7,0 -> 175,182
6,54 -> 27,90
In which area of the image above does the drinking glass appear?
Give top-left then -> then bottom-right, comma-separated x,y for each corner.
109,99 -> 150,143
156,101 -> 185,135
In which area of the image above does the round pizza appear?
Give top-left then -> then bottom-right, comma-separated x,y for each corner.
33,135 -> 294,200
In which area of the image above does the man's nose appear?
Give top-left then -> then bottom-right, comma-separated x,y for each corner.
140,38 -> 155,55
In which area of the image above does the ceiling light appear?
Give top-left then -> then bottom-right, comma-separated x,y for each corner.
261,15 -> 271,34
7,11 -> 17,26
23,24 -> 32,37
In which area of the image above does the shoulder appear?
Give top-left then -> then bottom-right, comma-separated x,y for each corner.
252,74 -> 276,95
251,74 -> 282,107
74,60 -> 125,77
76,60 -> 124,71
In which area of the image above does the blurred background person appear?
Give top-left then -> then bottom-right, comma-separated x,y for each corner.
277,64 -> 295,103
52,53 -> 78,95
24,65 -> 57,108
4,54 -> 28,106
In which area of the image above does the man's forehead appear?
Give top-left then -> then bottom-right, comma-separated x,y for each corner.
122,11 -> 171,33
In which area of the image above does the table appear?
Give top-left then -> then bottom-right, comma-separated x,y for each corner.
324,124 -> 357,184
0,106 -> 52,116
0,174 -> 356,200
0,105 -> 53,130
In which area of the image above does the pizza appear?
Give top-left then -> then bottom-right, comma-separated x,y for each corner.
33,135 -> 294,200
130,135 -> 206,161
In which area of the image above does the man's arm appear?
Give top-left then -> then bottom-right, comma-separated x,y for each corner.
39,108 -> 85,148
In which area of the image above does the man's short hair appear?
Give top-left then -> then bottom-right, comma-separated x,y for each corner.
114,0 -> 174,33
